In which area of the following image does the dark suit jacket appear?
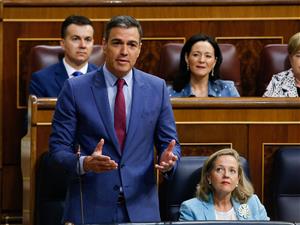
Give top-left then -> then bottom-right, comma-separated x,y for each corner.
29,60 -> 97,97
49,67 -> 181,224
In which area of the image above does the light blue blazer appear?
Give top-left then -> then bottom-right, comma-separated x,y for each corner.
168,80 -> 240,97
179,194 -> 269,221
49,66 -> 181,224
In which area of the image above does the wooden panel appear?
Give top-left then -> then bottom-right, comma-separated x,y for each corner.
0,0 -> 3,219
1,0 -> 300,221
20,97 -> 300,224
3,4 -> 300,19
2,165 -> 22,210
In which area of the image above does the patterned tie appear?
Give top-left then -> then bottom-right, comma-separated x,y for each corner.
72,71 -> 83,77
114,79 -> 126,151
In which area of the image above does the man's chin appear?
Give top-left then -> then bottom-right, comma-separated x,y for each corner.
75,59 -> 88,66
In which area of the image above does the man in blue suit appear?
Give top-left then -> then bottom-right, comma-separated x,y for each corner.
29,15 -> 97,97
49,15 -> 181,224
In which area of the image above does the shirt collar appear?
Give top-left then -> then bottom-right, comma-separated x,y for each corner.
63,58 -> 88,78
103,63 -> 133,87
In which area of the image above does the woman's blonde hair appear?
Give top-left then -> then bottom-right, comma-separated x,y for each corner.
196,148 -> 254,204
288,32 -> 300,56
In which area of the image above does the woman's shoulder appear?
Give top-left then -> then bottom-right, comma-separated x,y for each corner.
247,194 -> 261,204
210,79 -> 240,97
270,69 -> 293,81
181,197 -> 205,207
213,79 -> 235,86
167,84 -> 191,97
244,194 -> 264,209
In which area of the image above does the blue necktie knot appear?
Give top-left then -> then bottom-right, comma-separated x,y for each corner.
72,71 -> 83,77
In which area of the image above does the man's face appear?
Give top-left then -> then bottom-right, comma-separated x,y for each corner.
60,24 -> 94,68
103,27 -> 141,78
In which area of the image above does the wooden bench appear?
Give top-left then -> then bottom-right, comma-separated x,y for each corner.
21,96 -> 300,225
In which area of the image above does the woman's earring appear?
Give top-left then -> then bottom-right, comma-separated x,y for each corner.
211,68 -> 214,77
236,183 -> 238,188
187,64 -> 190,71
208,180 -> 212,185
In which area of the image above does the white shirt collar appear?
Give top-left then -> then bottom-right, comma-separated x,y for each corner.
62,58 -> 89,78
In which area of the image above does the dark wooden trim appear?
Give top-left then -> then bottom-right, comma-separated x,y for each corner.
3,0 -> 300,7
171,97 -> 300,109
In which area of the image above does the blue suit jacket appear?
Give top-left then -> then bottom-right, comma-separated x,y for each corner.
29,60 -> 97,97
179,194 -> 269,221
49,67 -> 181,224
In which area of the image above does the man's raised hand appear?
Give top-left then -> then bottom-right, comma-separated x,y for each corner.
83,139 -> 118,173
155,139 -> 178,173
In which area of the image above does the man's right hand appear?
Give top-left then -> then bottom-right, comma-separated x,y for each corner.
83,139 -> 118,173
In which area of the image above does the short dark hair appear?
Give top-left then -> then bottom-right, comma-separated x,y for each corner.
173,33 -> 223,92
61,15 -> 93,39
103,15 -> 143,41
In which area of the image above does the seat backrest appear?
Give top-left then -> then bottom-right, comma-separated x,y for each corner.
35,151 -> 71,225
159,156 -> 250,221
256,44 -> 290,96
271,147 -> 300,222
158,43 -> 242,94
26,45 -> 105,96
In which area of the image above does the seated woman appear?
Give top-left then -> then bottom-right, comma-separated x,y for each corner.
168,34 -> 240,97
263,32 -> 300,97
179,148 -> 269,221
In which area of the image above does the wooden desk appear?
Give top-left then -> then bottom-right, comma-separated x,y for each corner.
172,97 -> 300,218
21,96 -> 300,224
21,96 -> 56,225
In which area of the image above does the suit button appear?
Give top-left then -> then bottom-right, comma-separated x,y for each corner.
113,185 -> 119,191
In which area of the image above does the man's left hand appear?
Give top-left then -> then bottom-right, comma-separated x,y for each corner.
155,139 -> 178,173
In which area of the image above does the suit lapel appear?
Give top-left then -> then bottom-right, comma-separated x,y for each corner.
203,197 -> 216,220
91,68 -> 120,155
54,61 -> 69,90
122,69 -> 146,155
87,63 -> 96,73
232,198 -> 245,220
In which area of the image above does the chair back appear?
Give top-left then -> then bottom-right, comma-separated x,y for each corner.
158,43 -> 242,94
29,44 -> 105,74
35,152 -> 71,225
272,147 -> 300,222
26,45 -> 105,96
256,44 -> 290,96
159,156 -> 250,221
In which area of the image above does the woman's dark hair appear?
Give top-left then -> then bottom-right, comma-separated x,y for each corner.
173,33 -> 223,92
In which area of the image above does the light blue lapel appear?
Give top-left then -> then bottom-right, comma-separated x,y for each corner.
91,67 -> 120,155
122,69 -> 146,157
204,193 -> 249,220
204,194 -> 217,220
232,197 -> 246,220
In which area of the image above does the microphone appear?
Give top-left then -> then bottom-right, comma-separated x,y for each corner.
77,145 -> 85,225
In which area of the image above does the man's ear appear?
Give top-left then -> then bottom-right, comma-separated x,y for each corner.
60,39 -> 65,51
102,38 -> 107,53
